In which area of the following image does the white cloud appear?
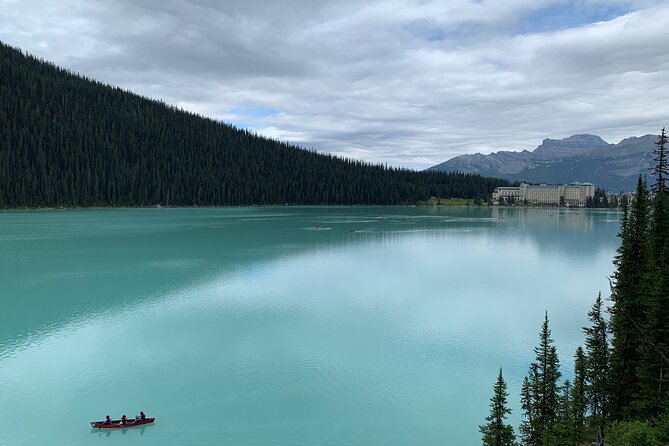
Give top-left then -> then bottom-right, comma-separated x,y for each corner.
1,0 -> 668,169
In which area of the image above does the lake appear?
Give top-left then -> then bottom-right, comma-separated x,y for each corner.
0,206 -> 620,445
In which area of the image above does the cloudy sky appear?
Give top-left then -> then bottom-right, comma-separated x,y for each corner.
1,0 -> 668,169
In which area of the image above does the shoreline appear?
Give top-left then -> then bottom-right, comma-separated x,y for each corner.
0,203 -> 622,212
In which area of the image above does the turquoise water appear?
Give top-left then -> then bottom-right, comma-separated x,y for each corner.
0,207 -> 620,445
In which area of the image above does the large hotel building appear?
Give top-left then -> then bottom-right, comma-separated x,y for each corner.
492,183 -> 595,207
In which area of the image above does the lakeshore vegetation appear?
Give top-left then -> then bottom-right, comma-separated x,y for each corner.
480,129 -> 669,446
0,41 -> 507,209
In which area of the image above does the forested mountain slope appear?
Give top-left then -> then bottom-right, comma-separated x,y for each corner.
0,42 -> 507,208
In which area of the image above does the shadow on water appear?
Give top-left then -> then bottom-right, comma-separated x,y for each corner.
0,206 -> 619,356
89,424 -> 151,437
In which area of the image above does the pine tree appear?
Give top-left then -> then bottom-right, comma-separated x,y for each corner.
570,347 -> 587,444
608,176 -> 651,420
649,128 -> 669,273
480,368 -> 516,446
553,349 -> 587,446
636,128 -> 669,419
520,312 -> 562,445
521,366 -> 540,446
651,127 -> 668,195
555,379 -> 574,446
583,293 -> 609,434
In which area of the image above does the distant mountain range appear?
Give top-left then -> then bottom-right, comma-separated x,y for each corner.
427,134 -> 657,192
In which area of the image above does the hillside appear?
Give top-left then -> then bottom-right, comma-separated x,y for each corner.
428,134 -> 656,192
0,42 -> 507,208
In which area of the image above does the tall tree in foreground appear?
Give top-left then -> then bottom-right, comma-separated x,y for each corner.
649,127 -> 669,275
554,348 -> 587,446
520,312 -> 562,445
583,293 -> 609,439
521,365 -> 540,446
570,347 -> 588,444
637,127 -> 669,418
651,127 -> 668,195
608,176 -> 651,420
555,379 -> 573,444
480,368 -> 516,446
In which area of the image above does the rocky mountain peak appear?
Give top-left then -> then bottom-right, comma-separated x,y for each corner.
533,134 -> 609,158
427,133 -> 655,191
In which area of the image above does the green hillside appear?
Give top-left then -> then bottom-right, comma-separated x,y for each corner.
0,42 -> 507,208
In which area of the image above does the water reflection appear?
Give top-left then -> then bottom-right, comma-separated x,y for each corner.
0,207 -> 620,356
90,425 -> 150,437
0,207 -> 620,446
491,206 -> 619,231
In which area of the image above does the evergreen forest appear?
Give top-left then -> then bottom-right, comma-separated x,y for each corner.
0,42 -> 507,208
480,129 -> 669,446
586,188 -> 623,209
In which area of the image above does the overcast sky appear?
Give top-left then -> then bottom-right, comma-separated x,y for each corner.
1,0 -> 668,169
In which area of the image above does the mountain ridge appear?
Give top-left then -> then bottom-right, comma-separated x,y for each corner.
428,133 -> 656,191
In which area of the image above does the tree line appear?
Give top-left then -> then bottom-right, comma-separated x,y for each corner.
0,41 -> 508,208
480,129 -> 669,446
585,188 -> 623,209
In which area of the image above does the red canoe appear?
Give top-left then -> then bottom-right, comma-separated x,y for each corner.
90,418 -> 155,429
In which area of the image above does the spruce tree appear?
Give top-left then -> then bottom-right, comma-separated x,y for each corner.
554,349 -> 587,446
520,312 -> 562,445
651,127 -> 668,195
570,347 -> 587,445
636,129 -> 669,418
608,176 -> 651,420
555,379 -> 575,446
480,368 -> 516,446
583,293 -> 609,434
649,128 -> 669,276
521,366 -> 540,446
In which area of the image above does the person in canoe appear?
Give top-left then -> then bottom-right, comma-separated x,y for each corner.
103,415 -> 112,425
121,415 -> 128,425
139,411 -> 146,421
